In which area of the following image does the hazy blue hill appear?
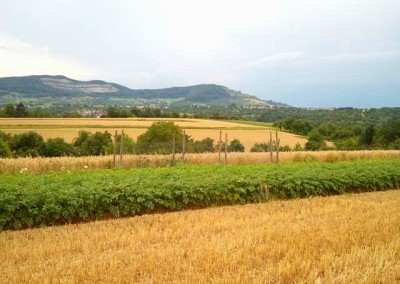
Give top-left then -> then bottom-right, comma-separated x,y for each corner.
0,75 -> 274,107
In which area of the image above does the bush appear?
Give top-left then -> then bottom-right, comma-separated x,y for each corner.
228,139 -> 245,152
250,143 -> 269,152
12,131 -> 45,157
105,133 -> 136,154
73,131 -> 112,156
0,139 -> 11,158
136,121 -> 188,154
193,138 -> 215,153
43,138 -> 75,157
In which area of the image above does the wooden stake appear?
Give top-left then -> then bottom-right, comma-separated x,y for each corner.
172,130 -> 176,166
276,130 -> 280,164
182,130 -> 186,163
224,133 -> 228,164
113,130 -> 117,168
218,130 -> 222,162
120,129 -> 124,166
269,131 -> 273,163
265,185 -> 269,202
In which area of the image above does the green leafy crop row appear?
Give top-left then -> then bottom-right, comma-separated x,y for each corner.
1,159 -> 399,230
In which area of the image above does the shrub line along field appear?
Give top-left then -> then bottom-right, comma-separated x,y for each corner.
1,159 -> 399,230
1,190 -> 399,283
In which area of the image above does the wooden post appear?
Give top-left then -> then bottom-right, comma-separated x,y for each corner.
113,130 -> 117,168
172,130 -> 176,166
224,133 -> 228,164
120,130 -> 124,166
265,185 -> 269,202
269,131 -> 273,163
276,130 -> 280,164
218,130 -> 222,162
182,130 -> 186,163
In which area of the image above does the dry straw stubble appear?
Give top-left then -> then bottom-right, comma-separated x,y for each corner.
0,190 -> 399,283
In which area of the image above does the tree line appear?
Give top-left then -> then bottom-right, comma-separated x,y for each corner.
273,118 -> 400,150
0,103 -> 57,118
0,122 -> 250,158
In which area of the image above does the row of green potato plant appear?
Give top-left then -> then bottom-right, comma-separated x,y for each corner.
1,159 -> 399,230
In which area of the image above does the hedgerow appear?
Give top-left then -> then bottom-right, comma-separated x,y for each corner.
1,159 -> 399,230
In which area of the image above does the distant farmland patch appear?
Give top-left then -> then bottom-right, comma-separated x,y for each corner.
0,118 -> 307,151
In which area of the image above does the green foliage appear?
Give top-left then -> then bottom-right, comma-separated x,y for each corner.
15,102 -> 27,117
304,130 -> 327,151
105,133 -> 136,154
43,138 -> 75,157
0,139 -> 11,158
359,125 -> 375,147
106,106 -> 131,118
0,131 -> 13,145
84,132 -> 112,156
4,103 -> 15,116
228,139 -> 245,152
11,131 -> 45,157
274,117 -> 314,135
73,131 -> 112,156
250,142 -> 291,152
193,138 -> 216,153
1,159 -> 399,231
250,143 -> 269,152
136,121 -> 186,154
381,120 -> 400,146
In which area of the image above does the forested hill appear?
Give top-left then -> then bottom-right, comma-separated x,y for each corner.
0,75 -> 279,107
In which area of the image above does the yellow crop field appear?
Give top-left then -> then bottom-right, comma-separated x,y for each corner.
0,118 -> 306,151
1,190 -> 399,283
0,118 -> 262,128
1,150 -> 399,174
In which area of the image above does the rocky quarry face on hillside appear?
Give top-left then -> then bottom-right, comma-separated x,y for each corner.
40,78 -> 118,93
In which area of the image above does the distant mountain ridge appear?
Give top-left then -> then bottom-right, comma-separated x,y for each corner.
0,75 -> 284,107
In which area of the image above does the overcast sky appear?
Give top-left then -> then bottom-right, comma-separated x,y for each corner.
1,0 -> 399,107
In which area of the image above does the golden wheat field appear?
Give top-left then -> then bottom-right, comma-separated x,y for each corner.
0,117 -> 262,128
1,190 -> 399,283
0,118 -> 306,151
1,150 -> 399,174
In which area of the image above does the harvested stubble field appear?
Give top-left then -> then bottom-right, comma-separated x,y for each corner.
0,117 -> 307,151
1,150 -> 399,174
1,190 -> 399,283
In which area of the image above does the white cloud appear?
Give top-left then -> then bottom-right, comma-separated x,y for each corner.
314,51 -> 400,63
0,34 -> 99,79
246,52 -> 305,67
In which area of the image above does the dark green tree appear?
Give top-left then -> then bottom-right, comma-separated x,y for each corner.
107,106 -> 131,118
381,120 -> 400,146
305,130 -> 327,151
105,133 -> 136,154
73,131 -> 112,156
359,125 -> 375,147
4,103 -> 15,117
12,131 -> 45,157
0,139 -> 12,158
43,137 -> 75,157
193,138 -> 215,153
15,102 -> 27,117
228,139 -> 245,152
80,132 -> 112,156
0,131 -> 13,145
250,143 -> 269,152
73,131 -> 90,154
136,121 -> 187,154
